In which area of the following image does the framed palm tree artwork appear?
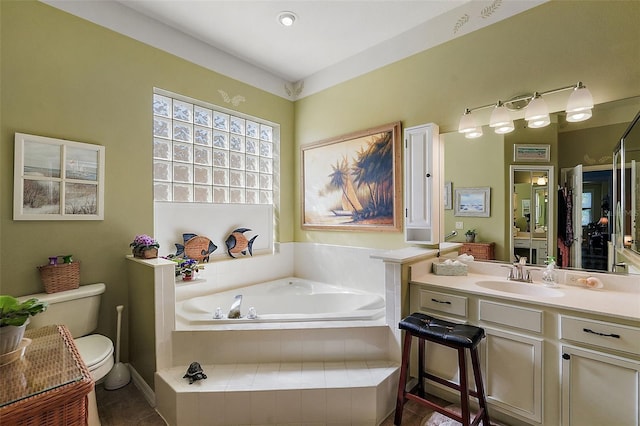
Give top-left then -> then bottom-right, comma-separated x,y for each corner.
301,122 -> 402,231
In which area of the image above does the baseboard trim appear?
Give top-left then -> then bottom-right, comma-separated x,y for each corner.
129,364 -> 156,407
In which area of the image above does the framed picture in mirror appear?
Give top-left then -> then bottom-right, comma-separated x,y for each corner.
454,187 -> 490,217
514,144 -> 550,162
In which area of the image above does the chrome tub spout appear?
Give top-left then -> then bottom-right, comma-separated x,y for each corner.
228,295 -> 242,318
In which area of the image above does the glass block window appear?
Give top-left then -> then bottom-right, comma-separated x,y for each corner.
153,91 -> 279,205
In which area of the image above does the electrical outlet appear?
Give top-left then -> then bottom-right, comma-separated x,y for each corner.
565,272 -> 589,286
455,222 -> 464,230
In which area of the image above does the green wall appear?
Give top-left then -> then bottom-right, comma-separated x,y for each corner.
0,1 -> 294,358
294,1 -> 640,249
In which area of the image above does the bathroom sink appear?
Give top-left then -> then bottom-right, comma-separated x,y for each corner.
475,280 -> 565,298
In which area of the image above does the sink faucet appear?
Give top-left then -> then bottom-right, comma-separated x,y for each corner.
508,258 -> 532,283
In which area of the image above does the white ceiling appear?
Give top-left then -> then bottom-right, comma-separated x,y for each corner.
114,0 -> 468,82
43,0 -> 546,98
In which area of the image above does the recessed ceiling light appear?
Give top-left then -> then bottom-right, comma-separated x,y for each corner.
278,11 -> 297,27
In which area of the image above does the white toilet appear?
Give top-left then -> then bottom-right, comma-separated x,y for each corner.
23,283 -> 114,426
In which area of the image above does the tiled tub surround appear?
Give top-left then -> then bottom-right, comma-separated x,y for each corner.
130,242 -> 403,425
408,257 -> 640,426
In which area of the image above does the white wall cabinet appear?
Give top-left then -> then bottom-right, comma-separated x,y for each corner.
404,123 -> 441,244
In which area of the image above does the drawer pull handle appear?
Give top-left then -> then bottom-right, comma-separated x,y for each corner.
431,298 -> 452,305
583,328 -> 620,338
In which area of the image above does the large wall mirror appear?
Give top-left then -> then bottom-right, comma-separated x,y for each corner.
442,96 -> 640,276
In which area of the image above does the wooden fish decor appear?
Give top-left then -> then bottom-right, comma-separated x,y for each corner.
225,228 -> 258,258
175,233 -> 217,262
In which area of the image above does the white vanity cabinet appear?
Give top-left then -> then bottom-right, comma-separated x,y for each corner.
404,123 -> 441,244
410,280 -> 640,426
409,286 -> 543,424
479,301 -> 544,424
560,316 -> 640,426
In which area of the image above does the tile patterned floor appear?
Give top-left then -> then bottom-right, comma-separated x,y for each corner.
96,381 -> 451,425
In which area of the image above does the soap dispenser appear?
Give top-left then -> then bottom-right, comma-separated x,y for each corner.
542,256 -> 558,287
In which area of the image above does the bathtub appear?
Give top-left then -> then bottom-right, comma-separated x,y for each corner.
176,277 -> 385,325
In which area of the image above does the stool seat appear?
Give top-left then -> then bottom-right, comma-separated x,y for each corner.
395,313 -> 491,426
399,313 -> 484,349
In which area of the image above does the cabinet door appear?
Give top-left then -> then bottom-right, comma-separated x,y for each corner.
562,345 -> 640,426
483,328 -> 543,423
404,123 -> 440,244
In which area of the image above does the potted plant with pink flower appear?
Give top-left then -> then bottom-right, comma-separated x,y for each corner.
130,234 -> 160,259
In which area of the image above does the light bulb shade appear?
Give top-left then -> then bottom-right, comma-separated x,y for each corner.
458,111 -> 477,133
566,85 -> 593,113
566,109 -> 592,122
493,122 -> 515,134
537,177 -> 547,185
566,85 -> 593,122
525,95 -> 549,121
465,127 -> 483,139
489,104 -> 511,127
528,115 -> 551,128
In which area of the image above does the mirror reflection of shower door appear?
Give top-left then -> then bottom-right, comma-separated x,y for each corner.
633,160 -> 638,251
564,165 -> 583,269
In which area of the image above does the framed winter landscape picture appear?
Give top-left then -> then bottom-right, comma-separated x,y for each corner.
14,133 -> 105,220
301,122 -> 402,231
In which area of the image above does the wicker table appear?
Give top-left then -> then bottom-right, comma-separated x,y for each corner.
0,325 -> 93,425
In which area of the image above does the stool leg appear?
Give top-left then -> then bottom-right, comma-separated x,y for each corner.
471,346 -> 491,426
458,348 -> 470,426
417,337 -> 425,398
394,331 -> 413,425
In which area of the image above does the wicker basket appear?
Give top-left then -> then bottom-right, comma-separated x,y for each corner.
432,262 -> 468,276
37,262 -> 80,293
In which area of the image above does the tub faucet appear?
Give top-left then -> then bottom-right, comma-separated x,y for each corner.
444,230 -> 458,241
228,295 -> 242,318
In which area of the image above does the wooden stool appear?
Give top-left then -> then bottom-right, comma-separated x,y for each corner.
394,312 -> 491,426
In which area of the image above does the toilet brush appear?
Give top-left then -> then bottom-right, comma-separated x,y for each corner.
104,305 -> 131,390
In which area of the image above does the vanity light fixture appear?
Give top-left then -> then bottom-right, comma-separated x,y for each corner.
458,82 -> 593,138
277,11 -> 297,27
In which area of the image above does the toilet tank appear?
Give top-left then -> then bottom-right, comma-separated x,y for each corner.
20,283 -> 106,338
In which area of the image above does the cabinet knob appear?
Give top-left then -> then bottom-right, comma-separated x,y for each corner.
562,353 -> 570,360
425,173 -> 431,178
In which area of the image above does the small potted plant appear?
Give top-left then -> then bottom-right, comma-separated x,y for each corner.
0,296 -> 47,355
130,234 -> 160,259
178,258 -> 199,281
465,229 -> 477,243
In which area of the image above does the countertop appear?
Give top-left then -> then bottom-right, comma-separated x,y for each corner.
411,269 -> 640,322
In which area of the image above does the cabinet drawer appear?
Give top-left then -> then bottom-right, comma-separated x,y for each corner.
479,300 -> 543,334
418,289 -> 467,317
560,315 -> 640,355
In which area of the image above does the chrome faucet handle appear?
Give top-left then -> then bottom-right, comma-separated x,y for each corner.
522,268 -> 532,283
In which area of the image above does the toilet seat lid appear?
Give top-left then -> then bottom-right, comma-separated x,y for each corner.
75,334 -> 113,367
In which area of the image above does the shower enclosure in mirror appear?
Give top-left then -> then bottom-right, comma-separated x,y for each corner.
612,109 -> 640,274
510,166 -> 554,265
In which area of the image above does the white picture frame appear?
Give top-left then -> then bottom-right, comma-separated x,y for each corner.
454,187 -> 491,217
14,133 -> 105,220
513,144 -> 551,162
444,181 -> 453,210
